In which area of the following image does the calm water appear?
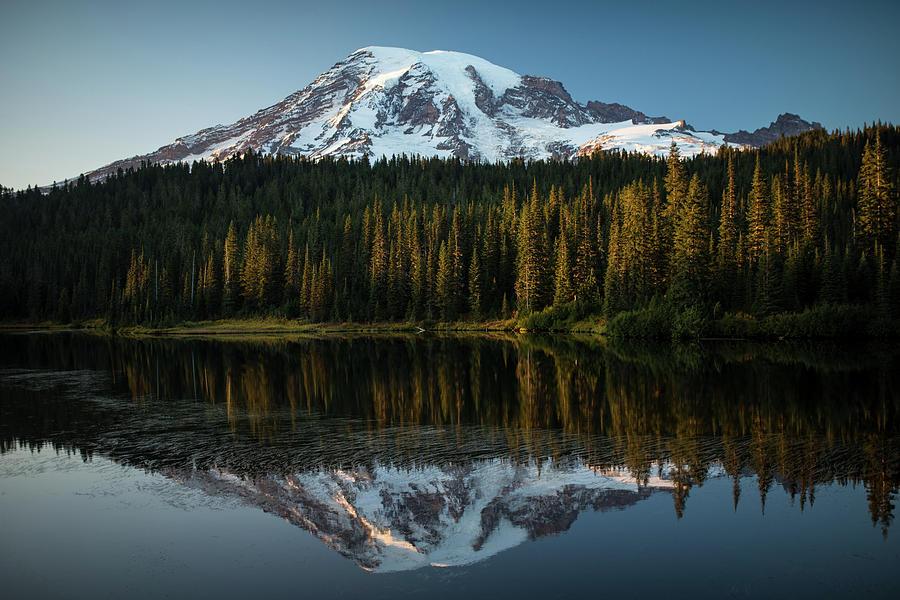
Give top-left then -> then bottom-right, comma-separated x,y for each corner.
1,332 -> 898,598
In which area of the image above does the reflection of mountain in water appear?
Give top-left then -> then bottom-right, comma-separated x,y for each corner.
174,460 -> 671,572
1,332 -> 898,550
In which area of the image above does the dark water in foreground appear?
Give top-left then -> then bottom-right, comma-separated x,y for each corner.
0,332 -> 898,598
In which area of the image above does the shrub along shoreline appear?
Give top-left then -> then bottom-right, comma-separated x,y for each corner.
2,301 -> 897,340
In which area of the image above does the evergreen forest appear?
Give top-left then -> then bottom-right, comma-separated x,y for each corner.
1,124 -> 898,337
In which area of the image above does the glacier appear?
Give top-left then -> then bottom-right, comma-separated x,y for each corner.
77,46 -> 820,183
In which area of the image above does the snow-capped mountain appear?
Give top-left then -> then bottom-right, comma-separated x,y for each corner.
83,46 -> 821,181
173,459 -> 683,572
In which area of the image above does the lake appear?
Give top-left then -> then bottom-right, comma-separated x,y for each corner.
1,332 -> 898,598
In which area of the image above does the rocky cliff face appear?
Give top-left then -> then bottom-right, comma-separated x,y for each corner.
720,113 -> 823,146
80,47 -> 821,182
585,100 -> 670,125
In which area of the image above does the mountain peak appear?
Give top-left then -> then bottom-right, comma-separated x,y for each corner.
73,47 -> 821,183
723,113 -> 823,146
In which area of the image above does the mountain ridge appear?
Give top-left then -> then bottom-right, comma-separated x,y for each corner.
75,46 -> 821,183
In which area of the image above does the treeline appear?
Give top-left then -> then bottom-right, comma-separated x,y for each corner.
0,124 -> 898,332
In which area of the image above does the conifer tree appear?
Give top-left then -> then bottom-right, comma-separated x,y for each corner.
450,207 -> 465,316
436,240 -> 454,319
671,174 -> 711,305
772,174 -> 795,253
795,154 -> 817,244
481,212 -> 501,315
554,224 -> 574,305
747,154 -> 770,263
515,185 -> 547,313
820,242 -> 846,305
425,229 -> 438,319
310,251 -> 333,321
409,212 -> 426,318
857,135 -> 897,253
755,237 -> 785,316
573,184 -> 599,302
239,216 -> 280,311
803,169 -> 822,246
468,243 -> 482,316
369,197 -> 388,319
664,141 -> 688,252
648,179 -> 666,289
717,155 -> 741,302
340,214 -> 355,295
223,221 -> 240,316
299,244 -> 311,317
603,201 -> 623,316
617,181 -> 655,304
284,227 -> 299,315
200,251 -> 218,319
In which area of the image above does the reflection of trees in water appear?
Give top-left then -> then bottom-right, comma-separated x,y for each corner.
0,333 -> 897,534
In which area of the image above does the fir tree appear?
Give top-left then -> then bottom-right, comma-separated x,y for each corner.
515,185 -> 548,313
223,221 -> 240,316
436,240 -> 454,319
747,154 -> 770,263
664,141 -> 689,252
857,135 -> 897,253
671,174 -> 710,305
603,201 -> 623,316
554,223 -> 574,305
284,226 -> 299,315
409,212 -> 426,318
717,155 -> 741,304
369,197 -> 388,319
299,244 -> 311,317
573,183 -> 599,302
468,242 -> 482,316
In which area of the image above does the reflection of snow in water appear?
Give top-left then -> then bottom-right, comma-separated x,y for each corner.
174,458 -> 689,572
1,357 -> 893,574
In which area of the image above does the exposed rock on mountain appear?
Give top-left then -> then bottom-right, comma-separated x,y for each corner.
78,47 -> 821,182
720,113 -> 823,146
585,100 -> 670,125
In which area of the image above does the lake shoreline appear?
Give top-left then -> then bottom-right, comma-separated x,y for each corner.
1,311 -> 898,341
0,318 -> 527,337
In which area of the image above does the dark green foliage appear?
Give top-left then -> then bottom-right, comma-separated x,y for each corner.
0,125 -> 898,333
857,135 -> 897,253
671,305 -> 709,340
518,300 -> 595,331
708,304 -> 889,339
515,185 -> 549,313
468,242 -> 482,316
553,224 -> 574,305
670,174 -> 710,307
606,302 -> 673,339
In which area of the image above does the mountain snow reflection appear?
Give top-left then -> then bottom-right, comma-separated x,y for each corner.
1,332 -> 898,570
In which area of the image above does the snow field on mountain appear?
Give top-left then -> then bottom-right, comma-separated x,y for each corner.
81,46 -> 801,185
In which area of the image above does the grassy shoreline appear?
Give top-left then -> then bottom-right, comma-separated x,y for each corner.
1,304 -> 897,340
0,317 -> 528,337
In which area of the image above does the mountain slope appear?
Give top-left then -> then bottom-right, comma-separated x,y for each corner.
82,47 -> 821,181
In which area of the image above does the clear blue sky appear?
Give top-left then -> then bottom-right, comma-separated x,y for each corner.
2,0 -> 898,189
